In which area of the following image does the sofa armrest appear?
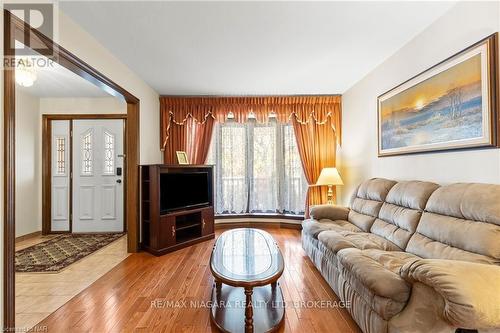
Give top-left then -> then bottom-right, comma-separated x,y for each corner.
309,204 -> 349,221
400,259 -> 500,329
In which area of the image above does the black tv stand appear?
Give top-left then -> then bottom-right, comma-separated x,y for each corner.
140,165 -> 215,256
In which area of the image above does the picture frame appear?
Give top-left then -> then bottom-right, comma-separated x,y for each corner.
377,33 -> 499,157
176,151 -> 189,164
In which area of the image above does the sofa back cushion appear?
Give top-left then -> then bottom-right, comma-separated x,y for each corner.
370,181 -> 439,249
348,178 -> 396,232
406,183 -> 500,265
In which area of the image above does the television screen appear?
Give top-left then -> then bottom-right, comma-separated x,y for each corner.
160,172 -> 210,212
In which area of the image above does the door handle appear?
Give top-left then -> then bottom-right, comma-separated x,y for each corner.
116,179 -> 122,184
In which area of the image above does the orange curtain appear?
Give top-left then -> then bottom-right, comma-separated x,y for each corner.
160,96 -> 342,210
161,100 -> 216,164
161,101 -> 187,164
164,122 -> 187,164
161,96 -> 341,149
185,115 -> 215,164
292,115 -> 338,217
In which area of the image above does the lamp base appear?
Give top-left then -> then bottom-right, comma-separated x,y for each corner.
327,185 -> 334,205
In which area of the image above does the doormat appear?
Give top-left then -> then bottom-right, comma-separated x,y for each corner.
15,233 -> 125,273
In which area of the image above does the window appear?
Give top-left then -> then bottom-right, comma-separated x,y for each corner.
81,131 -> 93,175
207,120 -> 307,215
55,137 -> 66,175
103,131 -> 115,174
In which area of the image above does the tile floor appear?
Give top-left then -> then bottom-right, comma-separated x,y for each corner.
15,234 -> 130,331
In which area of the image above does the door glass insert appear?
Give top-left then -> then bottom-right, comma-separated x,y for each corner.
82,131 -> 93,175
104,131 -> 115,175
55,137 -> 66,175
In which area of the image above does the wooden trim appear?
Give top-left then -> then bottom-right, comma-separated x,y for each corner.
214,221 -> 302,230
3,10 -> 16,330
215,213 -> 303,221
3,10 -> 141,329
122,119 -> 127,232
42,117 -> 51,234
43,114 -> 128,120
15,231 -> 42,243
491,33 -> 500,147
126,103 -> 140,252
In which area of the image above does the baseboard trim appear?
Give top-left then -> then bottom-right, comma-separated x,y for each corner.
15,231 -> 42,243
216,213 -> 303,221
215,217 -> 302,230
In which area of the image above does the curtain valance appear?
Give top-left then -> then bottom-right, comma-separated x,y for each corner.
160,95 -> 342,151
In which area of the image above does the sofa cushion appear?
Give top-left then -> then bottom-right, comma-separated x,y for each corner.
406,183 -> 500,264
337,248 -> 418,320
348,178 -> 397,232
370,181 -> 439,249
356,178 -> 398,202
310,204 -> 350,221
406,224 -> 499,265
318,230 -> 402,254
385,180 -> 440,211
425,183 -> 500,224
302,219 -> 361,239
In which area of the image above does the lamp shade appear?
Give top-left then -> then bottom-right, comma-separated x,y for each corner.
316,167 -> 343,186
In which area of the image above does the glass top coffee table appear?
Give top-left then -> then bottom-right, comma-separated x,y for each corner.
210,228 -> 285,333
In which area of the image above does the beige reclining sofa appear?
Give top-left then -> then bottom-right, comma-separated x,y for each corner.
302,178 -> 500,333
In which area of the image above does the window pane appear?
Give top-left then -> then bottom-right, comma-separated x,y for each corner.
81,131 -> 93,175
103,131 -> 115,174
250,123 -> 278,213
55,137 -> 66,175
282,125 -> 308,214
218,123 -> 247,214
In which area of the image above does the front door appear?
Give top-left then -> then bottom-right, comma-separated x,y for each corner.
72,119 -> 125,232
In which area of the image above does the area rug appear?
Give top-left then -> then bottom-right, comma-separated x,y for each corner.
15,233 -> 124,273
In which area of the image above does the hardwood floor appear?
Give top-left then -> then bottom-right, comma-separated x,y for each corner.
16,235 -> 130,331
35,227 -> 361,332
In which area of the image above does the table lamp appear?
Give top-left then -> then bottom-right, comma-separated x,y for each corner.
316,167 -> 343,204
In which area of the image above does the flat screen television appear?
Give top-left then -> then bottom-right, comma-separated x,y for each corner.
160,171 -> 210,213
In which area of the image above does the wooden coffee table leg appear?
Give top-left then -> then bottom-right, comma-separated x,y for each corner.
244,287 -> 254,333
215,280 -> 222,300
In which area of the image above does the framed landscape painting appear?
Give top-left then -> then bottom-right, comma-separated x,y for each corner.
378,33 -> 498,156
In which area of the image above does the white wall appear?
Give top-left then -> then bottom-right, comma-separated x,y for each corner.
39,97 -> 126,115
338,1 -> 500,205
56,11 -> 161,164
15,90 -> 41,237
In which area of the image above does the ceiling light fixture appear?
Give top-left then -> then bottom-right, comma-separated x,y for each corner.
15,58 -> 37,87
